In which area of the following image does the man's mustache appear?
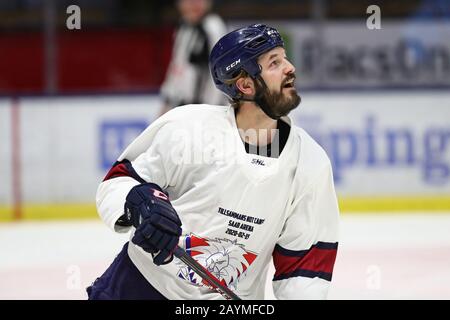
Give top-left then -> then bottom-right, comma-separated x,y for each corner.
281,74 -> 296,88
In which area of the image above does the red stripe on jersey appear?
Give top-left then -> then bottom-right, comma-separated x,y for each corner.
273,243 -> 337,279
103,163 -> 130,181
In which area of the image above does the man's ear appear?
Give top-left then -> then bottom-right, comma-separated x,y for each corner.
235,77 -> 255,97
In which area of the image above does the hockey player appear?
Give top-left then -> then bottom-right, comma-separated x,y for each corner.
88,24 -> 339,300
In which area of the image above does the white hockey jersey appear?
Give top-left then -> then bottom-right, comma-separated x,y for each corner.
96,104 -> 339,300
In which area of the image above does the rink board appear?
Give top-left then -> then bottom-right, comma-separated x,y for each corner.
0,92 -> 449,220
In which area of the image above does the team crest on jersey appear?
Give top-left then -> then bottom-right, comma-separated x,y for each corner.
175,234 -> 257,290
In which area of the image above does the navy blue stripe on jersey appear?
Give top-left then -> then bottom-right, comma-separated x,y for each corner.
103,159 -> 146,183
273,242 -> 338,282
274,269 -> 333,282
274,242 -> 338,257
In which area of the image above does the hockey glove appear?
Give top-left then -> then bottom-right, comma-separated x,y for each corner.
125,183 -> 182,265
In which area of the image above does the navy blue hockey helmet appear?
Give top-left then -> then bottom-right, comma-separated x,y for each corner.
209,24 -> 284,100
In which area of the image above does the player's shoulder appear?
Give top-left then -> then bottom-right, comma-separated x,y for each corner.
163,104 -> 231,127
293,125 -> 331,171
287,125 -> 334,194
120,105 -> 230,160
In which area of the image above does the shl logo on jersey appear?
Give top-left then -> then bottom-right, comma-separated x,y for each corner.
176,234 -> 257,290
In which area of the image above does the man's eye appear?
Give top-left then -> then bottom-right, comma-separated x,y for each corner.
270,60 -> 279,67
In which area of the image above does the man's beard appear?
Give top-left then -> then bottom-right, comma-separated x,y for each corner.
253,75 -> 301,119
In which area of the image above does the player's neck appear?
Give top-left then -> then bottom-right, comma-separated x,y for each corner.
235,102 -> 277,146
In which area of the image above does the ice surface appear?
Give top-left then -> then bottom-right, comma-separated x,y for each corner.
1,213 -> 450,299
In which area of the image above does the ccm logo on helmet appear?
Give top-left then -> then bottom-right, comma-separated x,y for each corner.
225,59 -> 241,71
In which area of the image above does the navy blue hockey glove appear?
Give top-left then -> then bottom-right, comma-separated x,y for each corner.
125,183 -> 182,265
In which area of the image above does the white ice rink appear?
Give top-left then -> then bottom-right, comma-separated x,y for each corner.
1,213 -> 450,300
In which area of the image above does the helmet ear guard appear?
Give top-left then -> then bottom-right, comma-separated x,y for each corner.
209,24 -> 284,100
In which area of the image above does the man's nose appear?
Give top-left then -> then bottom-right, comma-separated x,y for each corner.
283,59 -> 296,75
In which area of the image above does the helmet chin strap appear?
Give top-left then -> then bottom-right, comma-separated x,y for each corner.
238,75 -> 282,120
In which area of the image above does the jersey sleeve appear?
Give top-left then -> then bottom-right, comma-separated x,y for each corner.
96,115 -> 185,233
272,161 -> 340,299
